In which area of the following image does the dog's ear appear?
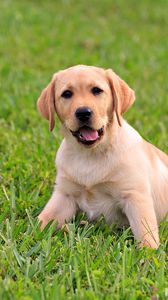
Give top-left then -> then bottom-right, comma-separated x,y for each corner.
106,69 -> 135,126
37,74 -> 57,131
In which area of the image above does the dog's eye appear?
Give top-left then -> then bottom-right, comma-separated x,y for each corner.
91,86 -> 103,95
61,90 -> 73,99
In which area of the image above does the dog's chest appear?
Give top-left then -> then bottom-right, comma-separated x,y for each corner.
56,140 -> 128,224
56,140 -> 121,187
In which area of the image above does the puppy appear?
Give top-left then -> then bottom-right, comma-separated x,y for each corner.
37,65 -> 168,248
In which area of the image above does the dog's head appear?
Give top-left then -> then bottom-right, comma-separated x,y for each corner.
37,65 -> 135,147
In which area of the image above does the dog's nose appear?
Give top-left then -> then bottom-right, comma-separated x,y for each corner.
75,107 -> 93,122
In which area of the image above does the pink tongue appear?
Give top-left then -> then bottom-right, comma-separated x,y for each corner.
80,128 -> 98,141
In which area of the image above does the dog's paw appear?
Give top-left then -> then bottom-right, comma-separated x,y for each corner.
38,212 -> 63,231
139,237 -> 160,249
38,212 -> 50,230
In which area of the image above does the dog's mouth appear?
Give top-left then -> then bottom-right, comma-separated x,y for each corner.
71,126 -> 104,145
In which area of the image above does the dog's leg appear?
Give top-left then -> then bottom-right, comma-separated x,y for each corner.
123,192 -> 159,248
38,188 -> 77,230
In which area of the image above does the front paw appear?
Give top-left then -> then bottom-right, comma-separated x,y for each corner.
139,237 -> 160,249
38,212 -> 50,230
38,212 -> 63,231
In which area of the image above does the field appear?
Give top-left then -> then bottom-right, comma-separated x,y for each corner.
0,0 -> 167,299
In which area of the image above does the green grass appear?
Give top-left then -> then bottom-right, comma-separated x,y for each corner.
0,0 -> 168,299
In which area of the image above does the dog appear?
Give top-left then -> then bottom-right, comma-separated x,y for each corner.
37,65 -> 168,248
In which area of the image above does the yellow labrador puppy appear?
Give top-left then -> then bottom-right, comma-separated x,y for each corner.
37,65 -> 168,248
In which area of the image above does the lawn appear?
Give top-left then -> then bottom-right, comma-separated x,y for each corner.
0,0 -> 167,299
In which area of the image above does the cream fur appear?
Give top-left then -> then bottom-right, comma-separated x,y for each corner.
37,65 -> 168,249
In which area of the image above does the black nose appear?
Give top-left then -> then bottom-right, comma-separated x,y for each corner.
75,107 -> 92,122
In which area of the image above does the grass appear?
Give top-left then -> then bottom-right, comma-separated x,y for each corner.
0,0 -> 167,299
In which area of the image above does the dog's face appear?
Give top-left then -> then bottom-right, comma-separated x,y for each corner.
37,65 -> 135,147
55,66 -> 112,146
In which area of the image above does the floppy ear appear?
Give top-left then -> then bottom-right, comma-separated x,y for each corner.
106,69 -> 135,126
37,74 -> 57,131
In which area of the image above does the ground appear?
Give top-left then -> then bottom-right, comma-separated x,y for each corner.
0,0 -> 167,299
